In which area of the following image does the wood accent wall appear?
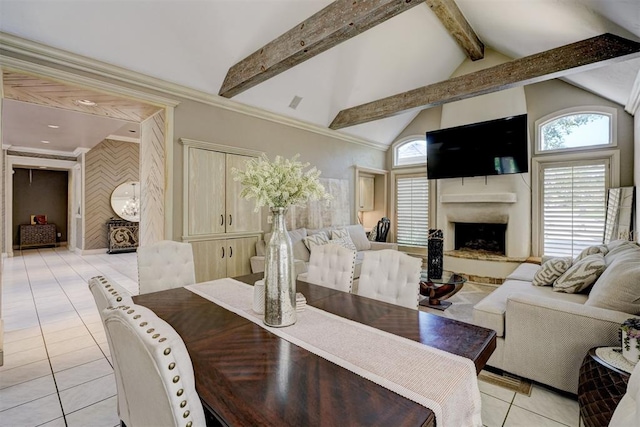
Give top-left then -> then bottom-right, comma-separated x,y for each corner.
84,139 -> 139,250
139,110 -> 165,246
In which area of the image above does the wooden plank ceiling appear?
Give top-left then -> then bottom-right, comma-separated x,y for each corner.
2,71 -> 163,122
329,33 -> 640,129
219,0 -> 483,98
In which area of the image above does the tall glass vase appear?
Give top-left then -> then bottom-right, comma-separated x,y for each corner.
263,207 -> 296,327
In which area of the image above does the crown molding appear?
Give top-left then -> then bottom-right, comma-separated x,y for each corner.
7,145 -> 78,158
106,134 -> 140,144
626,68 -> 640,115
0,32 -> 388,152
73,147 -> 91,156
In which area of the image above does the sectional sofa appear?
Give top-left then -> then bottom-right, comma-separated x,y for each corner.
473,239 -> 640,393
250,224 -> 397,279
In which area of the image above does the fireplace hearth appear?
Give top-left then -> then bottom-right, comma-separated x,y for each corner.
455,223 -> 506,255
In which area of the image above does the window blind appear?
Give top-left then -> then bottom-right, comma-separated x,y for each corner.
542,162 -> 607,257
396,176 -> 429,246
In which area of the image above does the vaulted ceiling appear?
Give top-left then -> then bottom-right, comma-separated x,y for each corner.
1,0 -> 639,147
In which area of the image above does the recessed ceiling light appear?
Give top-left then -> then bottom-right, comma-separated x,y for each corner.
41,140 -> 50,144
75,99 -> 97,106
47,124 -> 60,129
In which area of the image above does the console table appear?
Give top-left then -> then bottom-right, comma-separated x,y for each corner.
106,219 -> 139,254
19,224 -> 56,250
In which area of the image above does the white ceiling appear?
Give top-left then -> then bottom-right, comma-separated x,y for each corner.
0,0 -> 639,148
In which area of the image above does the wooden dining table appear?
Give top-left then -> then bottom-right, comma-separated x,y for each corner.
133,273 -> 496,427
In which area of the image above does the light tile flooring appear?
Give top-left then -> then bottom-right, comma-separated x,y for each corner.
1,248 -> 580,427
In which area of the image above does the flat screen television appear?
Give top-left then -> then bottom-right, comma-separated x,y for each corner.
426,114 -> 528,179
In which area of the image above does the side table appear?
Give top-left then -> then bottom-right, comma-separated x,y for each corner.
578,347 -> 631,427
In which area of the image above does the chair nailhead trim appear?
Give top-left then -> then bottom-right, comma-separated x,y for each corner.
134,315 -> 141,319
186,422 -> 192,427
180,400 -> 187,408
183,410 -> 190,418
177,389 -> 184,396
159,338 -> 167,342
140,322 -> 148,327
173,375 -> 180,383
116,297 -> 122,302
127,310 -> 135,314
147,328 -> 154,333
169,362 -> 175,370
164,348 -> 171,355
152,333 -> 160,339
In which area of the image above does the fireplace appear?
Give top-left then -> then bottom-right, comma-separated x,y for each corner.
454,223 -> 506,255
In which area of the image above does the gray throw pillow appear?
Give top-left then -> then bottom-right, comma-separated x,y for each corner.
553,253 -> 606,294
345,225 -> 371,251
532,257 -> 572,286
586,247 -> 640,314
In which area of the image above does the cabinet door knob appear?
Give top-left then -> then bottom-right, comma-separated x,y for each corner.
229,246 -> 233,258
229,214 -> 232,226
220,215 -> 224,226
221,247 -> 225,258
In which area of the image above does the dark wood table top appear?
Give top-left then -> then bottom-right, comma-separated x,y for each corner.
133,273 -> 496,427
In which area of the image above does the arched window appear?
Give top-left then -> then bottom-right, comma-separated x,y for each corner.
536,107 -> 616,154
532,106 -> 619,257
393,137 -> 427,167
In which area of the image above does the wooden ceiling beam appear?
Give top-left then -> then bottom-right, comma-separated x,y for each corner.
219,0 -> 426,98
329,33 -> 640,129
425,0 -> 483,60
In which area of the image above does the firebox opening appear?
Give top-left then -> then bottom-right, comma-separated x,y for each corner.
455,223 -> 506,255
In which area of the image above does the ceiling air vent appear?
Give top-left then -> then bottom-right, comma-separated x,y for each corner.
288,95 -> 303,110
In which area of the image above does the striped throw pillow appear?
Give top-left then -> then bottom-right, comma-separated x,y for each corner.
303,233 -> 330,251
554,253 -> 606,294
532,257 -> 573,286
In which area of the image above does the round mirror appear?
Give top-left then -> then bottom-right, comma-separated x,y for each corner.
111,181 -> 140,222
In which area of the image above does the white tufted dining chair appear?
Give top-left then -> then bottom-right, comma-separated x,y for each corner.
88,275 -> 134,320
88,275 -> 134,426
305,243 -> 357,292
356,249 -> 422,310
137,240 -> 196,294
103,303 -> 206,427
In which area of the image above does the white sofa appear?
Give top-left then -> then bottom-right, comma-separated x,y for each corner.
250,224 -> 397,279
473,239 -> 640,394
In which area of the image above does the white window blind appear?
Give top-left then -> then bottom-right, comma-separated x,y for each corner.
541,161 -> 607,257
396,175 -> 429,246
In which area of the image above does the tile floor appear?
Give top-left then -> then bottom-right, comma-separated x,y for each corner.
0,248 -> 580,427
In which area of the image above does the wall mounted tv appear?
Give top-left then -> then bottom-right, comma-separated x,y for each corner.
426,114 -> 529,180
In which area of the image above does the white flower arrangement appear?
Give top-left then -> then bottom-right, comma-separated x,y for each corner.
232,154 -> 330,211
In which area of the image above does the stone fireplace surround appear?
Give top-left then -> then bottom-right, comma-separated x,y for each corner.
438,184 -> 531,284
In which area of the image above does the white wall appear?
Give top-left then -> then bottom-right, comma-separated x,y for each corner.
437,49 -> 530,258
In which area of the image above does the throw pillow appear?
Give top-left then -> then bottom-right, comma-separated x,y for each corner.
331,235 -> 357,251
345,225 -> 371,251
303,233 -> 330,251
586,248 -> 640,314
331,228 -> 349,239
575,245 -> 609,262
532,257 -> 573,286
553,253 -> 606,294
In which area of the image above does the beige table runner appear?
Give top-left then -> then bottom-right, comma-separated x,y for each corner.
186,278 -> 482,427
